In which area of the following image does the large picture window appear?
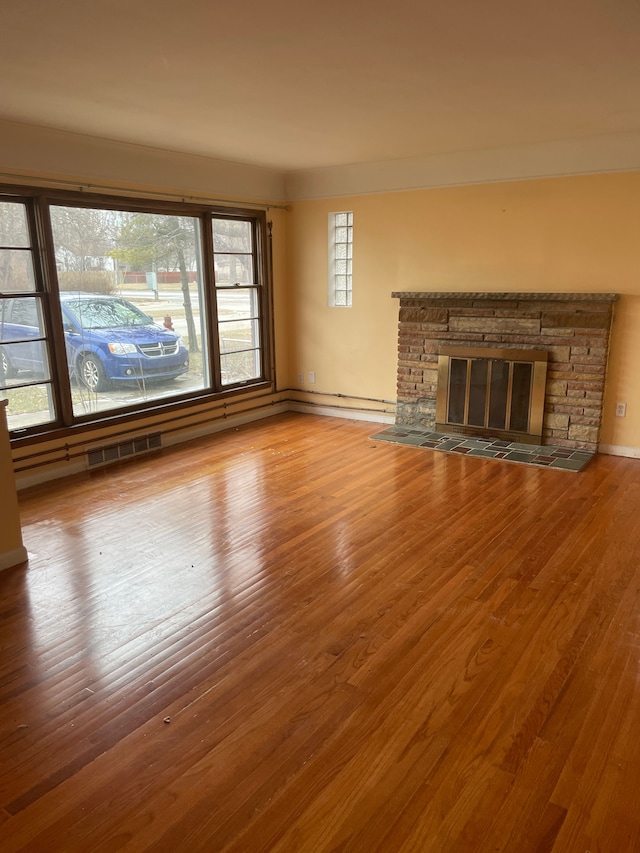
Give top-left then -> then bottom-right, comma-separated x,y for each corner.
0,190 -> 270,435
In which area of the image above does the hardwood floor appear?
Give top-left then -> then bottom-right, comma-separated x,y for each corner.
2,412 -> 640,852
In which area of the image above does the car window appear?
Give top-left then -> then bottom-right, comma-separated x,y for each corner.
63,299 -> 150,329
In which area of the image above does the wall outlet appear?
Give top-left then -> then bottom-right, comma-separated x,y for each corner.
616,402 -> 627,417
297,372 -> 304,384
309,371 -> 316,384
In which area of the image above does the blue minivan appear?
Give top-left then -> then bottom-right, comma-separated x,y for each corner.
1,293 -> 189,391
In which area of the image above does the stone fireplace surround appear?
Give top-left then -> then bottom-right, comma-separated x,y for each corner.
393,292 -> 619,453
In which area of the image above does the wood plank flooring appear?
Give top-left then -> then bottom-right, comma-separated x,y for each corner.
2,412 -> 640,851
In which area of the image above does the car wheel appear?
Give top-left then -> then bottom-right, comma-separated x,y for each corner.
79,354 -> 108,392
0,347 -> 16,381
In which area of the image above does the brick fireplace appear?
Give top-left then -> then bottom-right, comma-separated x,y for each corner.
393,292 -> 619,453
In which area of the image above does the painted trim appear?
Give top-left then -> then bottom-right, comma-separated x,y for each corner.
598,444 -> 640,459
4,118 -> 640,205
0,545 -> 28,571
288,403 -> 394,424
285,131 -> 640,200
0,118 -> 286,204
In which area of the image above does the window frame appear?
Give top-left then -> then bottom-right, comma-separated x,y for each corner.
211,212 -> 267,388
0,185 -> 273,442
0,194 -> 61,431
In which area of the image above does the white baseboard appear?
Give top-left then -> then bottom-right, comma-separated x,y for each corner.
0,545 -> 28,571
287,402 -> 395,424
598,444 -> 640,459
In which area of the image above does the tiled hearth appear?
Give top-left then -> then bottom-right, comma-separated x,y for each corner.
371,425 -> 594,472
393,292 -> 619,453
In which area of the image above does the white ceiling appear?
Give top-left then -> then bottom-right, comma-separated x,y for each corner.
1,0 -> 640,174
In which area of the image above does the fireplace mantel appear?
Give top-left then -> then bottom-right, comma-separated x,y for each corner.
392,291 -> 619,452
392,291 -> 619,304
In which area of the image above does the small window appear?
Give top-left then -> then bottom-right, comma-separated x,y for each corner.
328,211 -> 352,307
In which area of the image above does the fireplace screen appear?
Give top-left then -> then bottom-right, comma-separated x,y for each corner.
436,346 -> 548,444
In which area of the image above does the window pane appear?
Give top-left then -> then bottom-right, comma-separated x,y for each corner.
1,383 -> 56,430
0,201 -> 30,247
212,219 -> 252,253
0,249 -> 37,292
219,319 -> 260,353
217,287 -> 260,385
214,253 -> 254,285
0,340 -> 50,381
216,288 -> 258,321
335,213 -> 348,227
50,206 -> 208,417
0,297 -> 51,382
220,350 -> 260,385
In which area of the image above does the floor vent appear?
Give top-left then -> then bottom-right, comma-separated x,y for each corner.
86,432 -> 162,468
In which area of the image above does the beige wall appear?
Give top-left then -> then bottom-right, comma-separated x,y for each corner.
287,171 -> 640,451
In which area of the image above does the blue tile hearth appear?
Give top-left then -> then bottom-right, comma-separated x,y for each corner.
370,426 -> 594,472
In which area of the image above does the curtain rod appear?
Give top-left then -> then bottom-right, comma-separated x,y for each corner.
0,171 -> 290,211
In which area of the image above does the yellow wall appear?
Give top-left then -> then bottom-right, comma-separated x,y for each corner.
287,171 -> 640,451
3,119 -> 640,485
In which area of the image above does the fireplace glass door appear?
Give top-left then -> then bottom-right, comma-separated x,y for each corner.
437,346 -> 547,444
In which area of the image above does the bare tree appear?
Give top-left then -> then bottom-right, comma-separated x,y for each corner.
109,213 -> 201,351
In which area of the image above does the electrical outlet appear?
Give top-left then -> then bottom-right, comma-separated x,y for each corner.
309,371 -> 316,384
297,372 -> 304,384
616,402 -> 627,417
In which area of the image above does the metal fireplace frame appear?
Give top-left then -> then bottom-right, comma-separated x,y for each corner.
435,345 -> 548,445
